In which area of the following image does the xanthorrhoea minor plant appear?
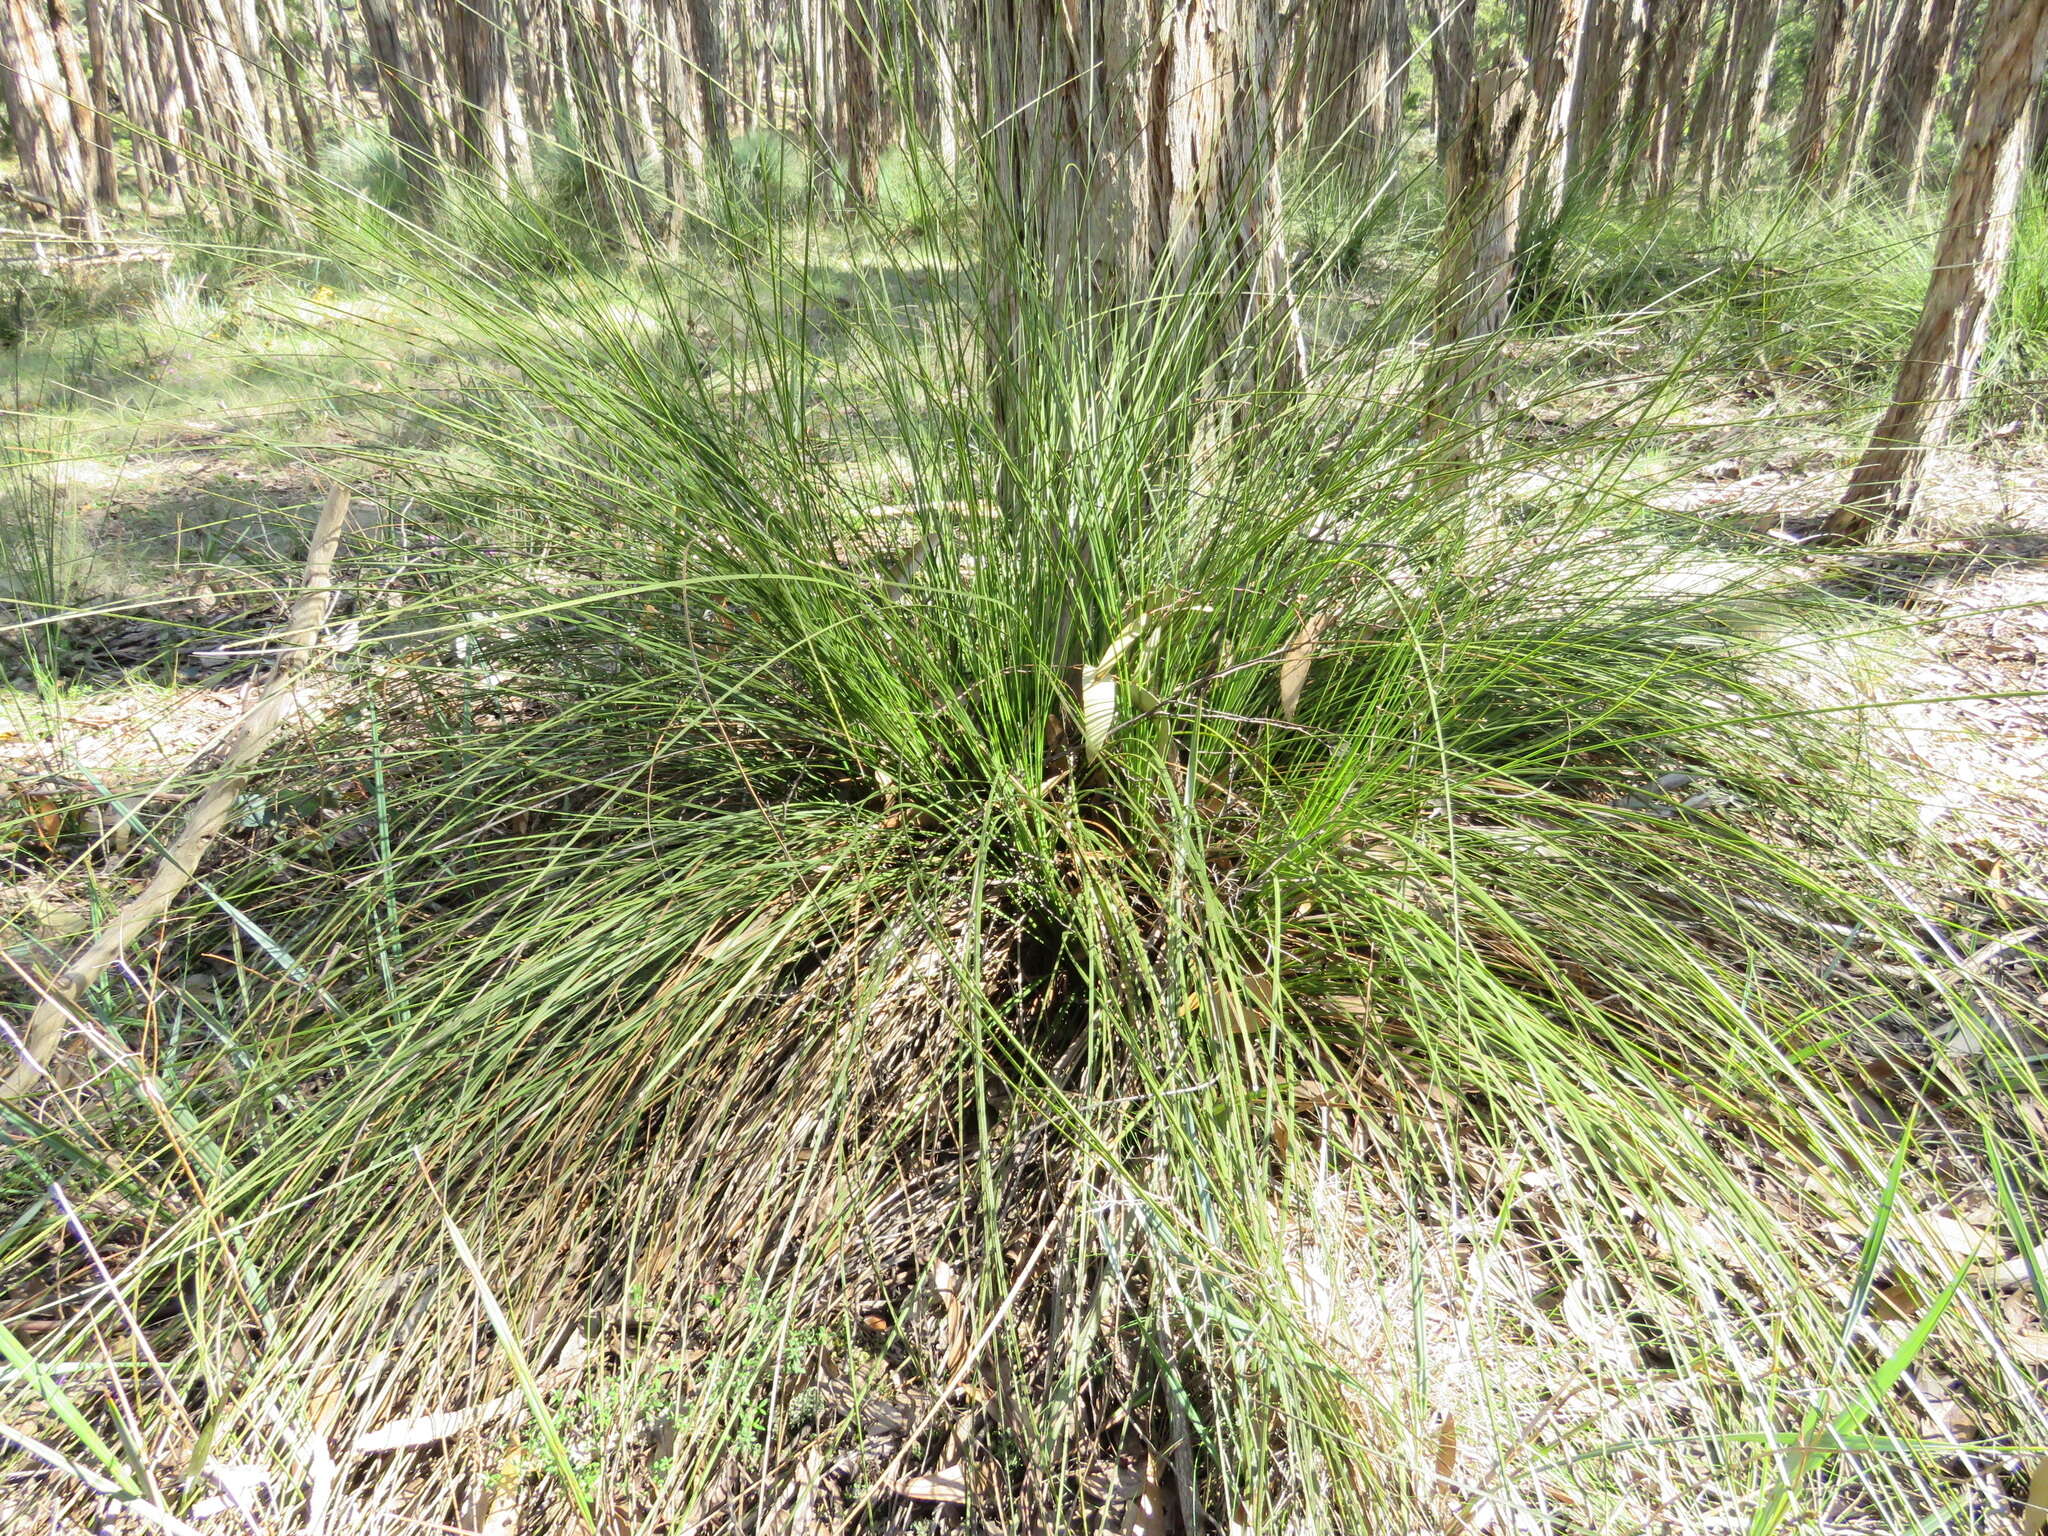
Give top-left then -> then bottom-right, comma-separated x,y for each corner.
5,22 -> 2044,1536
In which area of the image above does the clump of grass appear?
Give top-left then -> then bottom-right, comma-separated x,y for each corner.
1517,190 -> 1935,387
3,164 -> 2044,1536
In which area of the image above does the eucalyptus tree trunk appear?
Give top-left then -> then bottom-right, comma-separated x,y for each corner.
652,0 -> 697,212
1643,0 -> 1710,198
682,0 -> 732,171
1523,0 -> 1587,220
442,0 -> 523,189
404,0 -> 461,166
1306,0 -> 1407,168
44,0 -> 104,204
1684,0 -> 1740,190
79,0 -> 117,202
113,0 -> 170,207
791,0 -> 835,183
168,2 -> 230,212
1425,57 -> 1531,454
362,0 -> 440,208
254,0 -> 322,172
1829,0 -> 1914,195
1824,0 -> 2048,541
910,0 -> 962,166
1430,0 -> 1476,165
0,0 -> 100,234
841,0 -> 885,204
1872,0 -> 1969,204
1711,0 -> 1785,194
1571,0 -> 1648,191
1791,0 -> 1852,185
133,2 -> 189,202
564,0 -> 650,234
974,0 -> 1305,433
750,0 -> 778,136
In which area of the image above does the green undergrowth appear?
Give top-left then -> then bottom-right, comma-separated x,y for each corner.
1,171 -> 2045,1535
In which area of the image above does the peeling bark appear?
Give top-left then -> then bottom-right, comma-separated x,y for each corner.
1825,0 -> 2048,542
1426,57 -> 1531,456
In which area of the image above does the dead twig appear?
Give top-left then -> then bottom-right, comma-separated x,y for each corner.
1,485 -> 353,1098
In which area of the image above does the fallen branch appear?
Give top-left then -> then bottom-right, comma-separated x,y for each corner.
1,485 -> 353,1098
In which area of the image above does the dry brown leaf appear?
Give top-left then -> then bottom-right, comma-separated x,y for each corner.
932,1259 -> 971,1379
1872,1279 -> 1923,1324
1434,1411 -> 1460,1485
18,792 -> 64,852
1905,1212 -> 1994,1262
1559,1273 -> 1636,1370
1995,1238 -> 2048,1288
890,1464 -> 969,1505
1278,610 -> 1336,723
1116,1452 -> 1169,1536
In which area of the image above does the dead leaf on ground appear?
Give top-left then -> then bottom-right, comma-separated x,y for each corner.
1115,1451 -> 1169,1536
889,1464 -> 969,1505
1434,1412 -> 1459,1485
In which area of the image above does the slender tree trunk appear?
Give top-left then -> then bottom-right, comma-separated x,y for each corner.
1523,0 -> 1588,221
1572,0 -> 1648,191
405,0 -> 460,167
257,0 -> 322,172
0,0 -> 100,235
1873,0 -> 1970,205
1791,0 -> 1852,186
1824,0 -> 2048,541
1431,0 -> 1476,165
134,3 -> 188,204
841,0 -> 884,203
1426,57 -> 1532,453
911,0 -> 962,166
651,0 -> 694,220
443,0 -> 520,189
1684,0 -> 1739,191
751,0 -> 777,137
78,0 -> 117,203
113,0 -> 166,210
974,0 -> 1304,427
1644,0 -> 1710,198
169,0 -> 293,218
45,0 -> 98,199
682,0 -> 732,170
363,0 -> 441,208
1712,0 -> 1785,194
564,0 -> 649,234
1307,0 -> 1407,168
1829,0 -> 1915,196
